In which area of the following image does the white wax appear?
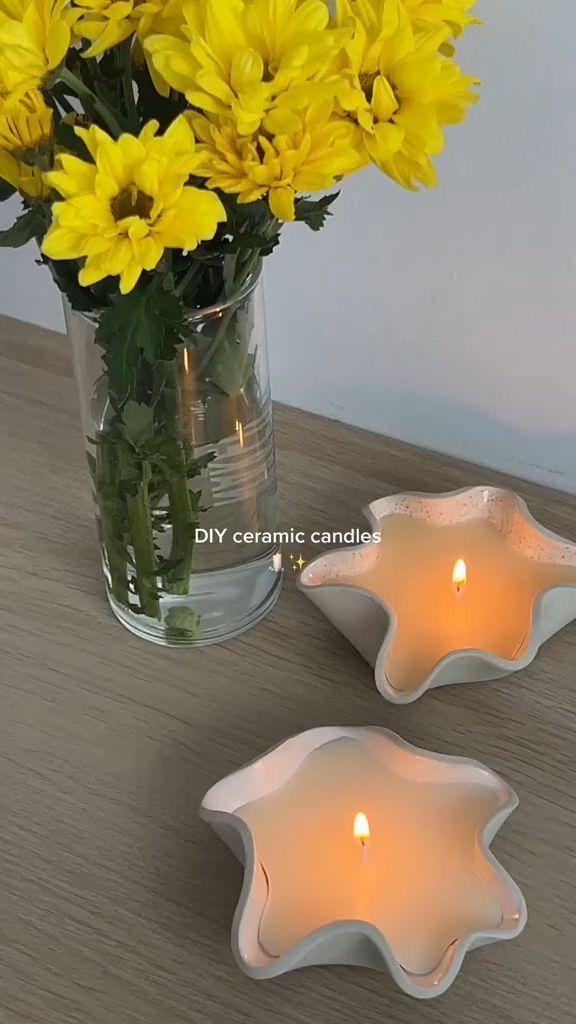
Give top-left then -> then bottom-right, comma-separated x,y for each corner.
238,737 -> 507,976
340,516 -> 576,693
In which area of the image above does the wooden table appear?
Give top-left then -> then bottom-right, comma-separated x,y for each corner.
1,313 -> 575,1024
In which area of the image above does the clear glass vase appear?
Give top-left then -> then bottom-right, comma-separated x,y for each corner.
66,271 -> 281,646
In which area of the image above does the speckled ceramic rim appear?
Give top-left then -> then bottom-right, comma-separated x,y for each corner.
200,726 -> 527,999
298,486 -> 576,704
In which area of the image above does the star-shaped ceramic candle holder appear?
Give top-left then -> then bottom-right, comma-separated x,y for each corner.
298,486 -> 576,704
200,727 -> 527,999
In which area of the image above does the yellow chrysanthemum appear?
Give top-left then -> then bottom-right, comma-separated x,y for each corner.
133,0 -> 184,40
145,0 -> 348,135
0,0 -> 70,99
191,103 -> 364,222
335,0 -> 479,189
402,0 -> 480,38
42,116 -> 227,294
0,89 -> 52,198
0,88 -> 52,156
0,148 -> 48,197
70,0 -> 184,84
69,0 -> 135,58
132,0 -> 186,95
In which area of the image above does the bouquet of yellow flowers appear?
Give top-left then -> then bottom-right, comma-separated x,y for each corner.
0,0 -> 480,644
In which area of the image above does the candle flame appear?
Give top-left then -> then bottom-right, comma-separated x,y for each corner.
235,419 -> 245,449
452,558 -> 467,590
183,347 -> 190,374
353,811 -> 370,845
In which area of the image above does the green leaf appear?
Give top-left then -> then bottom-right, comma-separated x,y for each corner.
225,197 -> 270,223
208,335 -> 253,397
0,206 -> 46,248
225,231 -> 281,257
96,289 -> 185,409
45,257 -> 103,313
0,179 -> 16,202
187,451 -> 215,477
294,192 -> 339,232
121,401 -> 154,448
164,607 -> 202,641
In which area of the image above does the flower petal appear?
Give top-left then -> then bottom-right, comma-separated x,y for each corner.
268,185 -> 295,221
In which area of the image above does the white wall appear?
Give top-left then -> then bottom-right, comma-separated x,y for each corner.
2,0 -> 576,491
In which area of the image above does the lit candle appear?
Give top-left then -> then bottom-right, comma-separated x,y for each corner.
202,728 -> 527,996
452,557 -> 467,597
353,810 -> 370,863
240,738 -> 506,972
300,488 -> 576,698
353,809 -> 371,918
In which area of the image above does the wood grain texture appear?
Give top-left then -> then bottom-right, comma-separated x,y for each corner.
0,311 -> 575,1024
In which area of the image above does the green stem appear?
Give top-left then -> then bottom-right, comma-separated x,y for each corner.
95,442 -> 129,607
123,78 -> 137,129
59,67 -> 123,137
176,259 -> 204,299
123,458 -> 160,619
235,248 -> 262,293
197,306 -> 236,376
165,466 -> 197,596
117,40 -> 138,131
195,254 -> 260,382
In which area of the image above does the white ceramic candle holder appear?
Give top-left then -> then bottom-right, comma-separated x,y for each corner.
200,726 -> 527,999
299,486 -> 576,704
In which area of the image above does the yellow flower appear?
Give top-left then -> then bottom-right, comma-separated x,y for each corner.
0,0 -> 70,99
69,0 -> 135,58
0,89 -> 52,198
69,0 -> 184,87
0,148 -> 48,197
132,0 -> 186,96
145,0 -> 347,134
0,88 -> 52,157
191,104 -> 365,222
42,116 -> 227,294
133,0 -> 184,40
334,0 -> 479,189
402,0 -> 480,39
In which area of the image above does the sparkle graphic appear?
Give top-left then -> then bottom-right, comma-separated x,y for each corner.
290,553 -> 307,572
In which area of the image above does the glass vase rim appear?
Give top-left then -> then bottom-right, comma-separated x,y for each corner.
64,265 -> 263,328
183,265 -> 262,323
